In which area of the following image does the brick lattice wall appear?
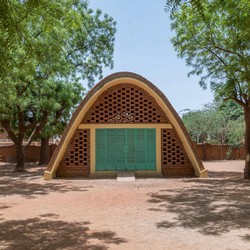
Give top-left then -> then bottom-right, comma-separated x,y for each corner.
56,129 -> 90,177
56,84 -> 196,177
161,128 -> 194,177
82,84 -> 169,124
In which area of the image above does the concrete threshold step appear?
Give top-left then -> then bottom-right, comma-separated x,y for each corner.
135,172 -> 163,178
89,173 -> 117,179
117,171 -> 135,182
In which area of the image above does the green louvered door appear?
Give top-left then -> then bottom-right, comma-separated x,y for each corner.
96,129 -> 156,171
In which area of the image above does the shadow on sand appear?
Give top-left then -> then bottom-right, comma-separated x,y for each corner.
0,215 -> 127,250
148,171 -> 250,238
0,163 -> 94,198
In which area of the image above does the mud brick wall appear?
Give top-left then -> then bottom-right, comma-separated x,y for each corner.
161,128 -> 194,177
196,143 -> 245,161
56,129 -> 90,177
0,144 -> 56,162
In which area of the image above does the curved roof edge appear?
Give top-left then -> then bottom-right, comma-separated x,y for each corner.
44,72 -> 208,180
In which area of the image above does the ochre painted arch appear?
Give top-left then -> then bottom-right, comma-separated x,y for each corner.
44,72 -> 207,179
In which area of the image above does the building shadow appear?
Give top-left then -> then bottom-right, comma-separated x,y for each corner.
0,216 -> 127,249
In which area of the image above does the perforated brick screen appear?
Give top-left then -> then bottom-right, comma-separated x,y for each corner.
56,129 -> 90,177
82,84 -> 169,124
56,83 -> 196,177
161,128 -> 194,176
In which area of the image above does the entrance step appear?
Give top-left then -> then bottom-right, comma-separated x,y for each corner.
89,173 -> 117,179
135,172 -> 163,178
117,171 -> 135,182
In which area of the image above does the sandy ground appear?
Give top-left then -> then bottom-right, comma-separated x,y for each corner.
0,161 -> 250,250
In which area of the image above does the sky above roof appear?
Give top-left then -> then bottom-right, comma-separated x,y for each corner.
88,0 -> 214,113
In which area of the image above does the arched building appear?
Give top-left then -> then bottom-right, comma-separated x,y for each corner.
44,72 -> 207,179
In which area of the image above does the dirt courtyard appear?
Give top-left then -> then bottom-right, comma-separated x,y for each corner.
0,161 -> 250,250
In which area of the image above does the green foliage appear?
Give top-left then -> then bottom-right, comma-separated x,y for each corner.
0,0 -> 116,114
167,0 -> 250,178
227,118 -> 245,146
38,80 -> 84,140
181,108 -> 212,143
182,100 -> 245,145
165,0 -> 203,18
0,0 -> 116,163
169,0 -> 250,104
218,100 -> 244,121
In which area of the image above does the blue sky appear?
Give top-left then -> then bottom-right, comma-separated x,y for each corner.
88,0 -> 214,113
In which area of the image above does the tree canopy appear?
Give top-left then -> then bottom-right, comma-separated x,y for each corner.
170,0 -> 250,98
0,0 -> 116,170
167,0 -> 250,178
182,101 -> 245,146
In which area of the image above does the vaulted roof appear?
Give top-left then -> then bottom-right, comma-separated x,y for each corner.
44,72 -> 207,179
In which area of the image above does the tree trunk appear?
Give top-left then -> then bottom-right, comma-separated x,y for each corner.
202,143 -> 206,161
38,137 -> 50,165
220,143 -> 223,160
14,142 -> 25,172
244,106 -> 250,179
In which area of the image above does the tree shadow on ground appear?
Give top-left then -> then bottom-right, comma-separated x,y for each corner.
0,177 -> 93,199
148,175 -> 250,238
0,215 -> 127,250
208,170 -> 244,179
0,162 -> 44,178
0,163 -> 94,198
240,234 -> 250,242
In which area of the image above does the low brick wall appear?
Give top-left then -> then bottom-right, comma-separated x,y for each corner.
0,144 -> 57,162
0,143 -> 245,163
196,144 -> 245,161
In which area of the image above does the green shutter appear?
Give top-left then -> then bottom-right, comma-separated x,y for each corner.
106,129 -> 117,166
127,129 -> 136,170
116,129 -> 126,170
146,129 -> 157,170
96,129 -> 156,171
96,129 -> 106,170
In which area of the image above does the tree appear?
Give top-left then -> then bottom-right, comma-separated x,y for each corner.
182,101 -> 245,160
165,0 -> 203,17
38,80 -> 84,165
0,0 -> 116,171
218,101 -> 245,146
167,0 -> 250,178
181,108 -> 213,144
182,101 -> 245,145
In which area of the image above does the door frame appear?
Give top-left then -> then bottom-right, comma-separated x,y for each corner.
95,128 -> 157,171
78,123 -> 173,174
